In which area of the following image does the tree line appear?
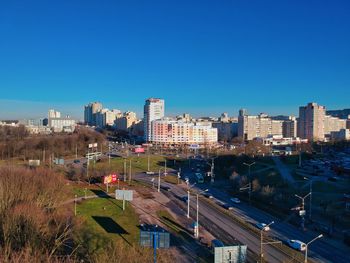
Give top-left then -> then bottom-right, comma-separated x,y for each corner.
0,126 -> 106,161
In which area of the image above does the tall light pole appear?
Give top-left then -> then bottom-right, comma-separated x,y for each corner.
295,193 -> 311,230
186,180 -> 196,219
304,234 -> 323,263
243,162 -> 255,204
129,159 -> 132,184
240,183 -> 252,205
195,189 -> 208,238
158,168 -> 165,192
304,177 -> 313,220
123,158 -> 127,182
243,162 -> 256,179
260,221 -> 276,262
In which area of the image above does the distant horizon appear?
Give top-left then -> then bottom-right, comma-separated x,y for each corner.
0,98 -> 349,121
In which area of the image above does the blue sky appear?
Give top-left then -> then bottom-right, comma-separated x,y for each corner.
0,0 -> 349,120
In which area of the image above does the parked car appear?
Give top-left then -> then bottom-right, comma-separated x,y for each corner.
73,159 -> 80,164
230,197 -> 241,204
286,239 -> 306,251
256,223 -> 270,231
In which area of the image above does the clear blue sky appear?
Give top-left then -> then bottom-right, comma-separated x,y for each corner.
0,0 -> 349,120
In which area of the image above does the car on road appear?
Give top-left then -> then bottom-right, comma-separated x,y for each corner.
230,197 -> 240,204
255,223 -> 270,231
160,186 -> 171,191
73,159 -> 80,164
203,192 -> 213,199
181,196 -> 188,202
146,171 -> 155,175
286,239 -> 306,251
221,203 -> 234,210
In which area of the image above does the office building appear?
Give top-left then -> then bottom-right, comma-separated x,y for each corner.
143,98 -> 165,142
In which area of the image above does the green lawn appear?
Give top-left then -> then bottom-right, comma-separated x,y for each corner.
94,155 -> 169,174
76,196 -> 140,250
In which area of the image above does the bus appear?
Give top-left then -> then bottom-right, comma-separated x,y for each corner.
195,173 -> 204,183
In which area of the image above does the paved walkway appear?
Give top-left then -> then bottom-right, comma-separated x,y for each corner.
272,156 -> 295,184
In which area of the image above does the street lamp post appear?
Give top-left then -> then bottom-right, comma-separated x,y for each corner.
260,221 -> 275,262
186,180 -> 196,219
195,189 -> 208,238
295,193 -> 311,230
243,162 -> 255,204
305,234 -> 323,263
304,177 -> 313,220
157,168 -> 165,192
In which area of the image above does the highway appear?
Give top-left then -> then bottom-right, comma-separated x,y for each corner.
135,174 -> 302,263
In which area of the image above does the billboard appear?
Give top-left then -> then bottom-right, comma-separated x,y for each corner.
115,189 -> 133,201
133,147 -> 145,153
103,174 -> 118,184
214,245 -> 247,263
28,159 -> 40,167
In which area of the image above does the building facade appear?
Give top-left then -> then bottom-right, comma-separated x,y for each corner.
150,118 -> 217,145
143,98 -> 165,142
298,103 -> 326,141
84,102 -> 103,126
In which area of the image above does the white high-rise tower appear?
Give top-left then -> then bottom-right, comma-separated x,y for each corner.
143,98 -> 165,142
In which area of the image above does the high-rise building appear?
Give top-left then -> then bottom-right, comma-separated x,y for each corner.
143,98 -> 164,142
298,102 -> 326,141
84,102 -> 102,126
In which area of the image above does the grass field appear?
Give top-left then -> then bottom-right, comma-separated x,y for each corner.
76,196 -> 140,249
95,155 -> 169,174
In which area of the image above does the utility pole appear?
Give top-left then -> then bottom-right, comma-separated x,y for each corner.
75,144 -> 78,159
240,183 -> 252,205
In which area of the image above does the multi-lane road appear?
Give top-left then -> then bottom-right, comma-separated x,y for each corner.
134,164 -> 350,263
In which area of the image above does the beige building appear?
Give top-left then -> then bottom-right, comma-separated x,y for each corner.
282,117 -> 297,138
238,112 -> 283,140
151,118 -> 217,145
324,115 -> 346,136
115,111 -> 138,131
96,109 -> 122,128
298,103 -> 326,141
84,102 -> 103,126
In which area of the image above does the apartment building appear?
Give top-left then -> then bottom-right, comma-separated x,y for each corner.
150,118 -> 218,145
84,102 -> 103,126
298,103 -> 326,141
144,98 -> 165,142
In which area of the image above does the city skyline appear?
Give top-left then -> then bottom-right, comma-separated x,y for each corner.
1,1 -> 350,119
1,98 -> 350,121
